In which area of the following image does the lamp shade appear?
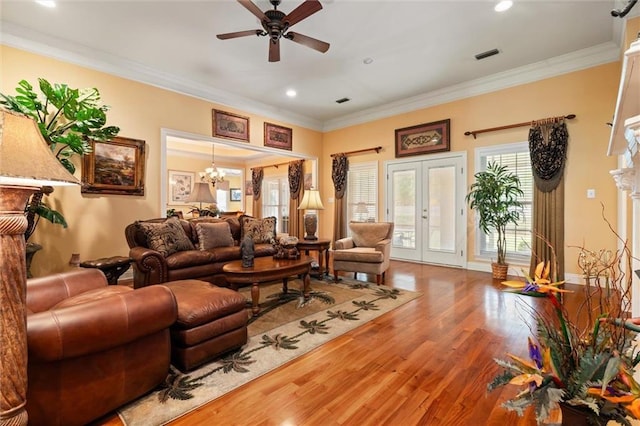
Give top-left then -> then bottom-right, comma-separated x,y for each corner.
298,189 -> 324,210
0,109 -> 79,186
187,181 -> 216,204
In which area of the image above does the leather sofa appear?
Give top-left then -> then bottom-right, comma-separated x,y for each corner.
26,269 -> 177,426
125,216 -> 277,288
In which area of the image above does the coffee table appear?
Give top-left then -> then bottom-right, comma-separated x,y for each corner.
222,255 -> 313,316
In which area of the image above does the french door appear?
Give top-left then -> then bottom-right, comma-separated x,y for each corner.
386,153 -> 466,267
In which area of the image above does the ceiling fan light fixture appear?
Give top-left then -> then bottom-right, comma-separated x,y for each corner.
217,0 -> 329,63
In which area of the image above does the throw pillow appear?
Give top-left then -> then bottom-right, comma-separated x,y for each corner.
240,215 -> 277,244
196,222 -> 234,250
137,217 -> 195,257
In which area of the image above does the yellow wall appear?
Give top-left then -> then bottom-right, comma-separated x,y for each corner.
1,45 -> 322,276
1,42 -> 626,277
321,62 -> 621,276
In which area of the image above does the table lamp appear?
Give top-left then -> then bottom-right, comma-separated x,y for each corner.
298,188 -> 324,240
187,181 -> 217,216
0,109 -> 79,425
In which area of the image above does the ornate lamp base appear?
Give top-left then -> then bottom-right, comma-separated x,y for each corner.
303,213 -> 318,240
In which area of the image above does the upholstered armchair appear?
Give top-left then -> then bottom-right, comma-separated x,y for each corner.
26,269 -> 177,426
333,221 -> 394,285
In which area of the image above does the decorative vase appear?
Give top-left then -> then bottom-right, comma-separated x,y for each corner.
559,403 -> 607,426
491,262 -> 508,280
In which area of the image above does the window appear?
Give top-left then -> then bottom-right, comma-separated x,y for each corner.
475,142 -> 532,262
216,188 -> 228,212
262,176 -> 290,233
346,161 -> 378,227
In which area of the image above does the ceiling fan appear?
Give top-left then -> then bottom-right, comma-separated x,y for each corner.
217,0 -> 330,62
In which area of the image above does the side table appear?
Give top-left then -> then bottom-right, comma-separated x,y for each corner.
80,256 -> 131,285
296,238 -> 331,279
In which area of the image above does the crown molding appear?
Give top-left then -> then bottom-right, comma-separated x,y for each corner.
2,21 -> 620,134
322,42 -> 621,132
0,23 -> 324,131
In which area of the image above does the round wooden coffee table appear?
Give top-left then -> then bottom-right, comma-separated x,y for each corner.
222,255 -> 313,316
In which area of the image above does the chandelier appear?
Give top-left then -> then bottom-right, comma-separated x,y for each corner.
199,143 -> 225,186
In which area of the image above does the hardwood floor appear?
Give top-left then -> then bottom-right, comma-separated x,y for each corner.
96,260 -> 569,426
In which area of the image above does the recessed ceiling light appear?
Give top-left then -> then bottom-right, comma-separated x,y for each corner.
363,57 -> 373,65
286,89 -> 297,98
35,0 -> 56,8
494,0 -> 513,12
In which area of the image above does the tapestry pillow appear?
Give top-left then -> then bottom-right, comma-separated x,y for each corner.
137,217 -> 195,257
240,215 -> 277,244
196,222 -> 234,250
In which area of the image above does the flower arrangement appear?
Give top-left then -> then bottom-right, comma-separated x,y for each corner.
488,241 -> 640,425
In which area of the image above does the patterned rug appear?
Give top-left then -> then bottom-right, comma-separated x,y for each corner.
117,277 -> 421,426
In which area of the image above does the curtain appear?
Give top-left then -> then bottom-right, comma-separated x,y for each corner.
332,154 -> 348,248
529,118 -> 568,281
288,160 -> 304,239
252,167 -> 264,218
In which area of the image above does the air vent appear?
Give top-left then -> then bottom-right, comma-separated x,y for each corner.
475,49 -> 500,60
335,97 -> 350,104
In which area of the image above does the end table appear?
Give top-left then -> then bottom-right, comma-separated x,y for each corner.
296,238 -> 331,278
80,256 -> 131,285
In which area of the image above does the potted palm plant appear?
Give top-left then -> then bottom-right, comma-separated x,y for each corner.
1,78 -> 119,272
466,162 -> 523,279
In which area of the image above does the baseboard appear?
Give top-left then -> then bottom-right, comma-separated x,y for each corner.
466,261 -> 583,285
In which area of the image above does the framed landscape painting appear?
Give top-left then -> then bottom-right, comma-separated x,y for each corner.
81,136 -> 146,195
212,109 -> 250,142
395,119 -> 450,158
168,170 -> 195,204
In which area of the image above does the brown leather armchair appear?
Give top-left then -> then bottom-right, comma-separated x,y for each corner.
26,269 -> 177,426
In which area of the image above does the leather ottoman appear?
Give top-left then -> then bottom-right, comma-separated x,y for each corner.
164,279 -> 248,371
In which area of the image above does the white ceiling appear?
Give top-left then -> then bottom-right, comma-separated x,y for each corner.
0,0 -> 635,132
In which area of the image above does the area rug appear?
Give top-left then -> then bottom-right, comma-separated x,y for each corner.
117,277 -> 421,426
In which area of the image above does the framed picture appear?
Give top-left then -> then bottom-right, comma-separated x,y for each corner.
230,188 -> 242,201
81,136 -> 146,195
245,180 -> 253,196
395,119 -> 450,158
212,109 -> 249,142
168,170 -> 195,204
264,122 -> 292,151
304,173 -> 312,190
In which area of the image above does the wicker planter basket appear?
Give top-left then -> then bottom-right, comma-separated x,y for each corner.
491,262 -> 508,280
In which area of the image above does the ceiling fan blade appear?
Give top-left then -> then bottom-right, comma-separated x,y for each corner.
217,29 -> 262,40
269,39 -> 280,62
284,0 -> 322,27
286,32 -> 329,53
237,0 -> 269,22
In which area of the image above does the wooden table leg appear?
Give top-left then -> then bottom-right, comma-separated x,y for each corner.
251,282 -> 260,316
317,249 -> 324,277
302,271 -> 310,300
324,248 -> 330,277
282,277 -> 289,293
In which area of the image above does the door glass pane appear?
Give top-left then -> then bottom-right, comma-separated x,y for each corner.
392,169 -> 416,249
428,166 -> 455,251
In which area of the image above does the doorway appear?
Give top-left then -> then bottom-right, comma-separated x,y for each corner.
386,152 -> 466,267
